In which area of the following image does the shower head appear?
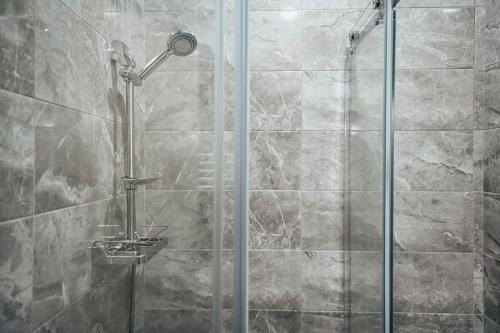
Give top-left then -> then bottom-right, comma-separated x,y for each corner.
139,31 -> 198,80
167,31 -> 197,56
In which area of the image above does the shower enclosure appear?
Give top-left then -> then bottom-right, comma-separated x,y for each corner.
0,0 -> 496,332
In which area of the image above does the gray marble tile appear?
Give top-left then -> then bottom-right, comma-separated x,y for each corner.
251,71 -> 302,131
303,251 -> 344,311
302,10 -> 361,70
0,90 -> 35,222
249,11 -> 301,70
301,312 -> 345,333
484,128 -> 500,193
250,131 -> 301,190
145,11 -> 215,71
145,0 -> 215,10
474,315 -> 484,333
394,191 -> 474,252
395,131 -> 473,191
485,0 -> 500,70
36,268 -> 131,333
301,131 -> 343,191
145,71 -> 215,131
348,24 -> 385,72
394,313 -> 474,332
144,249 -> 213,309
484,70 -> 500,129
474,254 -> 484,315
350,313 -> 383,333
397,0 -> 476,6
349,191 -> 383,251
484,193 -> 500,259
301,191 -> 344,250
303,0 -> 371,9
0,218 -> 33,333
345,71 -> 384,131
250,0 -> 301,10
395,69 -> 474,130
348,131 -> 383,191
474,70 -> 487,130
250,310 -> 301,332
249,250 -> 303,310
474,192 -> 484,254
32,204 -> 97,327
484,316 -> 499,333
250,191 -> 300,250
396,7 -> 475,69
350,251 -> 383,313
146,131 -> 214,190
91,118 -> 125,201
0,0 -> 35,96
475,130 -> 485,192
34,0 -> 108,117
484,255 -> 500,324
144,309 -> 212,333
34,103 -> 94,214
476,6 -> 485,71
395,252 -> 474,313
145,191 -> 213,249
302,71 -> 345,131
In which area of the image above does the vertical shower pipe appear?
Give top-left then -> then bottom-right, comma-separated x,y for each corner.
212,0 -> 225,330
382,0 -> 396,332
125,79 -> 136,240
233,0 -> 250,331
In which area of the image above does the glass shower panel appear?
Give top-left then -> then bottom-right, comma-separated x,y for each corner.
344,2 -> 386,332
392,1 -> 478,331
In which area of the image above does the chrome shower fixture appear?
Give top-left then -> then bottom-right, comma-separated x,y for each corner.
139,31 -> 198,80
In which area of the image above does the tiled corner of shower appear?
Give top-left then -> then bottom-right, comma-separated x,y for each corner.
0,0 -> 147,332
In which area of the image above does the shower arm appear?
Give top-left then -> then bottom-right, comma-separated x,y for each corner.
139,49 -> 174,81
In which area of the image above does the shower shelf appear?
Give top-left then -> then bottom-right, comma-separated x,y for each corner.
91,226 -> 168,265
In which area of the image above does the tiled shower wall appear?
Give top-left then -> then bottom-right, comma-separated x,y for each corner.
141,0 -> 491,332
0,0 -> 145,331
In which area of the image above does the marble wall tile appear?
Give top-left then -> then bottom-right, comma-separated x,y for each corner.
250,131 -> 301,190
395,252 -> 474,314
348,131 -> 382,191
484,193 -> 500,259
484,316 -> 499,333
144,309 -> 212,333
35,268 -> 131,333
350,313 -> 383,333
146,131 -> 214,190
251,71 -> 302,131
346,71 -> 384,131
249,310 -> 301,332
475,192 -> 484,254
303,0 -> 372,9
34,103 -> 94,214
301,312 -> 345,333
145,71 -> 215,131
394,313 -> 474,332
301,191 -> 344,250
249,250 -> 303,310
0,0 -> 35,96
145,191 -> 213,249
302,251 -> 344,311
144,249 -> 213,309
476,6 -> 485,71
395,69 -> 474,130
0,90 -> 35,222
349,191 -> 383,251
485,0 -> 500,70
0,218 -> 33,333
32,204 -> 97,327
302,10 -> 361,70
475,254 -> 484,315
350,251 -> 383,313
395,131 -> 473,191
249,11 -> 301,71
475,70 -> 487,129
396,7 -> 475,69
302,71 -> 345,131
301,131 -> 343,190
91,118 -> 125,200
145,11 -> 215,71
484,70 -> 500,129
250,191 -> 300,250
348,24 -> 385,72
484,128 -> 500,193
397,0 -> 476,6
34,0 -> 108,118
484,255 -> 500,324
475,130 -> 485,192
394,191 -> 474,252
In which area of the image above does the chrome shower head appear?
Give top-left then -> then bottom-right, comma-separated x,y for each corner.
139,30 -> 198,80
167,31 -> 197,57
